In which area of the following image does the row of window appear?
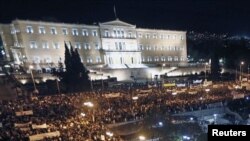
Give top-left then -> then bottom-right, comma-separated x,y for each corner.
142,56 -> 185,62
32,56 -> 102,64
139,45 -> 184,51
104,30 -> 135,38
25,26 -> 184,40
138,33 -> 184,40
26,26 -> 98,36
29,41 -> 100,50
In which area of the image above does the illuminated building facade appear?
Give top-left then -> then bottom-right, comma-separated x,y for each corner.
0,19 -> 187,71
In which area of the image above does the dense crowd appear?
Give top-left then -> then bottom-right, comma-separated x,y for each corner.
0,83 -> 248,141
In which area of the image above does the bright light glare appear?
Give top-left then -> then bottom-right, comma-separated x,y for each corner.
172,92 -> 177,95
183,135 -> 191,140
84,102 -> 94,107
132,96 -> 139,100
106,131 -> 113,137
158,122 -> 163,126
81,112 -> 86,117
139,135 -> 146,140
205,89 -> 210,92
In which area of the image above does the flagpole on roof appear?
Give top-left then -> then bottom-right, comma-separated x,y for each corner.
114,5 -> 118,19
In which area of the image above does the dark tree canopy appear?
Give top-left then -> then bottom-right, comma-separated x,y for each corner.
57,42 -> 90,92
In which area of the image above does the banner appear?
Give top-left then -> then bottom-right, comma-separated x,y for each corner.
193,79 -> 202,84
32,124 -> 47,129
14,121 -> 32,128
176,83 -> 186,87
0,122 -> 2,128
29,131 -> 60,141
233,94 -> 245,99
16,110 -> 33,116
164,83 -> 175,87
104,93 -> 120,98
20,127 -> 30,131
188,90 -> 197,94
139,89 -> 152,93
203,81 -> 212,86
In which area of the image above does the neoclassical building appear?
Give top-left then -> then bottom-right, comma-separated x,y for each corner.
0,19 -> 187,71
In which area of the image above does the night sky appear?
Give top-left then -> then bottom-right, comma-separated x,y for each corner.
1,0 -> 250,35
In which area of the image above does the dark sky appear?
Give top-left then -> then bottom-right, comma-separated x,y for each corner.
1,0 -> 250,35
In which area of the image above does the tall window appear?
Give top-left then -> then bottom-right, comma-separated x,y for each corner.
115,42 -> 118,50
82,29 -> 88,36
51,27 -> 57,35
95,43 -> 100,50
138,33 -> 142,38
146,34 -> 150,39
92,30 -> 98,36
30,41 -> 37,49
168,56 -> 172,61
181,35 -> 184,40
75,42 -> 81,49
174,56 -> 179,61
139,44 -> 144,50
38,27 -> 46,34
105,30 -> 110,37
62,28 -> 68,35
84,43 -> 90,50
180,56 -> 185,61
33,56 -> 40,63
121,31 -> 124,37
45,56 -> 52,63
119,42 -> 122,50
26,26 -> 33,33
154,56 -> 159,62
161,56 -> 165,61
42,42 -> 49,49
53,42 -> 60,49
153,34 -> 157,39
96,56 -> 101,63
72,28 -> 78,36
148,56 -> 152,62
142,56 -> 145,62
128,32 -> 132,38
154,46 -> 157,51
87,57 -> 93,63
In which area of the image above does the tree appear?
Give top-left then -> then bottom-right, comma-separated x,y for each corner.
211,53 -> 221,81
56,42 -> 90,92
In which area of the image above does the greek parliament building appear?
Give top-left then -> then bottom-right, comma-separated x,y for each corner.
0,19 -> 187,81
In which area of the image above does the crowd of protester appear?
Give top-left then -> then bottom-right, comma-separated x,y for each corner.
0,82 -> 249,140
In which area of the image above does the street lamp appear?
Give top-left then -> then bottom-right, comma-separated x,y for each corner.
139,135 -> 146,141
83,102 -> 95,122
240,61 -> 244,86
213,114 -> 217,124
204,62 -> 208,82
162,63 -> 165,72
56,78 -> 61,95
29,65 -> 38,94
90,77 -> 93,91
248,65 -> 249,80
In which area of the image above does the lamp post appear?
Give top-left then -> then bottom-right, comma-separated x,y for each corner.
29,65 -> 37,94
56,78 -> 61,95
90,77 -> 93,91
162,63 -> 165,72
204,62 -> 208,82
240,61 -> 244,86
84,102 -> 95,122
248,65 -> 249,80
101,74 -> 104,90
